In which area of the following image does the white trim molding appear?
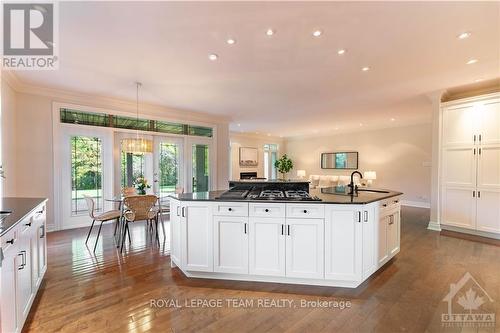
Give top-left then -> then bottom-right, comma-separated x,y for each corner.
401,200 -> 430,209
427,221 -> 441,232
441,224 -> 500,240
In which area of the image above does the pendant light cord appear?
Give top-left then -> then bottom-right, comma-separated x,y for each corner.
135,82 -> 141,139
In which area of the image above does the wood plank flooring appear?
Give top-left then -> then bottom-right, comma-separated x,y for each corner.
23,207 -> 500,332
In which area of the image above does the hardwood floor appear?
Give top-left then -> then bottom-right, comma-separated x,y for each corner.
23,207 -> 500,333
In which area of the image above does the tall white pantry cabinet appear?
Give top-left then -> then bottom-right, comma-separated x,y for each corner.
440,92 -> 500,237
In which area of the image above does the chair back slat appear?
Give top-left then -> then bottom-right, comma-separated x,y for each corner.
122,187 -> 136,197
82,195 -> 95,219
123,195 -> 157,222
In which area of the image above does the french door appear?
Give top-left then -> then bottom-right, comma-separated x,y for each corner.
187,137 -> 213,192
59,126 -> 113,229
153,136 -> 184,196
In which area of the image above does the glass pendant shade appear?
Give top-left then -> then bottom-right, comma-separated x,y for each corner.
121,137 -> 153,154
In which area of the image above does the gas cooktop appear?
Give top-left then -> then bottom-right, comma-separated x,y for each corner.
217,189 -> 321,201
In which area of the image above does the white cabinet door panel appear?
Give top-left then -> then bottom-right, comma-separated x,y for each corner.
476,190 -> 500,234
478,99 -> 500,145
442,148 -> 477,187
442,105 -> 478,146
213,216 -> 248,274
477,146 -> 500,189
361,206 -> 376,278
441,187 -> 476,229
285,218 -> 324,279
387,211 -> 400,256
249,217 -> 285,277
325,206 -> 362,282
377,215 -> 388,265
0,235 -> 19,333
181,203 -> 213,272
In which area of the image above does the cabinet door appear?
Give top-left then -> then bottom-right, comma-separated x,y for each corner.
478,99 -> 500,145
442,104 -> 478,147
361,206 -> 377,278
325,206 -> 362,282
476,189 -> 500,234
169,199 -> 182,266
441,187 -> 476,229
38,222 -> 47,279
387,211 -> 400,256
477,146 -> 500,189
1,239 -> 19,333
442,147 -> 477,187
17,226 -> 33,321
377,215 -> 389,265
181,203 -> 213,272
285,218 -> 324,279
213,216 -> 248,274
249,217 -> 285,277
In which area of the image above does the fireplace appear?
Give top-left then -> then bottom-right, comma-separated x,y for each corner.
240,172 -> 258,180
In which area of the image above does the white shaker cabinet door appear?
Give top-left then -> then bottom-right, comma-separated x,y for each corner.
181,202 -> 213,272
213,216 -> 249,274
476,189 -> 500,234
249,217 -> 285,277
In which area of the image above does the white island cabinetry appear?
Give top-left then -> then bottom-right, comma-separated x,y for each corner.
170,196 -> 401,288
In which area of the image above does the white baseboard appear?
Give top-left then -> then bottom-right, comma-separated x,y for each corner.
441,224 -> 500,240
401,200 -> 430,209
427,221 -> 441,232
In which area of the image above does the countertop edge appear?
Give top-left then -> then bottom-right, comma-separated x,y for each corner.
0,198 -> 48,237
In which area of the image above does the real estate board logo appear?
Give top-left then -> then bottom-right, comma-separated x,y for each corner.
441,272 -> 496,328
2,2 -> 58,70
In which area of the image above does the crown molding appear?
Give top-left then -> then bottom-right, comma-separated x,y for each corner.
1,71 -> 231,124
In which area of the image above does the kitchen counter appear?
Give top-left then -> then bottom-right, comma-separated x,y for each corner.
0,197 -> 48,236
169,187 -> 402,204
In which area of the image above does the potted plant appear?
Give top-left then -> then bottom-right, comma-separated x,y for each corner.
274,154 -> 294,180
133,177 -> 151,195
0,165 -> 4,180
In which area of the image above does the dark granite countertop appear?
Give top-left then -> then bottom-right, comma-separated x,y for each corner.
0,198 -> 48,237
169,188 -> 402,205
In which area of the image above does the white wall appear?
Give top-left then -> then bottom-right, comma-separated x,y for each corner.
229,133 -> 284,180
285,123 -> 432,206
1,79 -> 18,198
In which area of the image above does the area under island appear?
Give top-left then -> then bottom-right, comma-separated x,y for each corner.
169,180 -> 402,288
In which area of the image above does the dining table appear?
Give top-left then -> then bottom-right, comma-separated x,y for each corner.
105,194 -> 171,248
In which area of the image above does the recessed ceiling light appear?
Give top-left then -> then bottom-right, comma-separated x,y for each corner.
226,38 -> 236,45
267,133 -> 271,136
266,29 -> 275,36
337,49 -> 346,55
466,59 -> 478,65
362,67 -> 370,72
237,123 -> 241,127
208,53 -> 218,61
458,32 -> 471,39
279,135 -> 283,138
334,127 -> 339,130
474,78 -> 484,83
390,118 -> 396,122
359,123 -> 363,126
312,30 -> 322,37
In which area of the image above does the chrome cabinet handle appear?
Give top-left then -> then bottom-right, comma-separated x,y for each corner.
287,225 -> 290,236
364,211 -> 368,222
357,211 -> 361,223
281,224 -> 284,235
181,207 -> 185,217
40,225 -> 45,239
244,223 -> 247,234
176,206 -> 180,216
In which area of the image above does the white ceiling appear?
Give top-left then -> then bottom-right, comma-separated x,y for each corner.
12,1 -> 500,137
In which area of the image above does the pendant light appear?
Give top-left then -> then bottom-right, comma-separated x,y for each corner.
121,82 -> 153,154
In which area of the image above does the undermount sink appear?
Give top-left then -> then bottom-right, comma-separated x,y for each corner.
356,189 -> 390,194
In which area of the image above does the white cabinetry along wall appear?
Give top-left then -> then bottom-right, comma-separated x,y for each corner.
169,198 -> 401,288
440,93 -> 500,237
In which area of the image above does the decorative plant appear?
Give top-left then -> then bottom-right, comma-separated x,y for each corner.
274,154 -> 294,180
0,165 -> 5,179
133,176 -> 150,195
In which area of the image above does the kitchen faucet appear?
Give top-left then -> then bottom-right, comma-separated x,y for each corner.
348,171 -> 363,194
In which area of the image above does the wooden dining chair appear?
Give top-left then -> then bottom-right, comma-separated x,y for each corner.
121,195 -> 158,252
83,195 -> 121,252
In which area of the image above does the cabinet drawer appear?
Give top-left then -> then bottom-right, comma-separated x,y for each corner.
0,228 -> 17,251
380,196 -> 401,211
213,202 -> 248,217
249,203 -> 286,218
286,204 -> 325,218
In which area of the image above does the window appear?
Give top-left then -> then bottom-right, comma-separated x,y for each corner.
60,108 -> 213,137
192,144 -> 209,192
121,151 -> 145,188
264,144 -> 278,180
158,142 -> 180,195
71,136 -> 102,215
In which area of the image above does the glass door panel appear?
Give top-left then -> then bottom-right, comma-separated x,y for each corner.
157,142 -> 181,196
192,144 -> 210,192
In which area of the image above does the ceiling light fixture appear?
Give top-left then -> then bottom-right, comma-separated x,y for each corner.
227,38 -> 236,45
390,118 -> 396,122
466,59 -> 478,65
237,123 -> 241,127
121,82 -> 153,154
362,67 -> 370,72
337,49 -> 346,55
458,32 -> 471,39
312,30 -> 322,37
208,53 -> 218,61
266,29 -> 275,36
359,123 -> 363,127
474,78 -> 484,83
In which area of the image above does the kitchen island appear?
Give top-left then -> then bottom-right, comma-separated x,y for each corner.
169,186 -> 402,288
0,198 -> 48,333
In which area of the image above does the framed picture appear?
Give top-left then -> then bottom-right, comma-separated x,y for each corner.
239,147 -> 258,166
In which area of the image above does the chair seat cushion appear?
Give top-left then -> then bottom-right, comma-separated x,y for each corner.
95,210 -> 121,221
